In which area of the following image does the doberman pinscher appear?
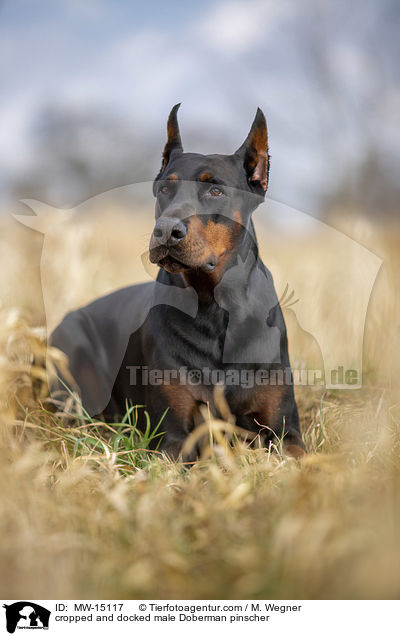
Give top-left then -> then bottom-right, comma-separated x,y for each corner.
50,105 -> 304,459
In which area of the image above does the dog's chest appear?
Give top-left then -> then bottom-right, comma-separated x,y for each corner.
155,302 -> 228,368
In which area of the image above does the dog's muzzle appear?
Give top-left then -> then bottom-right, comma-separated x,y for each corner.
153,217 -> 187,247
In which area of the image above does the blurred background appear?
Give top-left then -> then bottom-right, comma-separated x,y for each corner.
1,0 -> 399,218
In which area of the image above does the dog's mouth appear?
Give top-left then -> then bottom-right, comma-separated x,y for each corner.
158,255 -> 191,273
149,246 -> 216,274
149,244 -> 193,273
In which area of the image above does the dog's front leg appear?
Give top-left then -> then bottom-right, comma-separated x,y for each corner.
157,423 -> 196,463
147,384 -> 198,462
249,384 -> 305,457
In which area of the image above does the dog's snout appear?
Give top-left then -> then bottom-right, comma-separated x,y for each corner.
153,217 -> 187,246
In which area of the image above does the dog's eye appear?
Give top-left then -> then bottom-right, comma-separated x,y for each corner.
209,186 -> 223,197
160,185 -> 169,195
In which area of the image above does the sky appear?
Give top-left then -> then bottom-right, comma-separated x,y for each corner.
0,0 -> 398,215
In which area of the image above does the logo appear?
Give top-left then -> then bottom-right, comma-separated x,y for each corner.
2,603 -> 50,634
14,186 -> 382,411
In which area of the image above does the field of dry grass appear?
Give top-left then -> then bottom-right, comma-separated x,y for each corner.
0,203 -> 399,599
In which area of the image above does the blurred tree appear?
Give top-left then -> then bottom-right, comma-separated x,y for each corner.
11,107 -> 162,207
9,0 -> 400,218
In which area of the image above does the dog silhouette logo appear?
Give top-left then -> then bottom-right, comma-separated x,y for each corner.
15,188 -> 382,396
2,602 -> 50,633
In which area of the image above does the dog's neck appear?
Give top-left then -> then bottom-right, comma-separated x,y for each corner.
157,220 -> 260,306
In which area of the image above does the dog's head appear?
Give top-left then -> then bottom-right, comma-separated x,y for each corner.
149,104 -> 270,277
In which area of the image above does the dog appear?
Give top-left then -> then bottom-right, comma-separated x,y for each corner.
50,104 -> 304,459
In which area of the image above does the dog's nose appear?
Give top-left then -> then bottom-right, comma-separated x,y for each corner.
153,217 -> 187,246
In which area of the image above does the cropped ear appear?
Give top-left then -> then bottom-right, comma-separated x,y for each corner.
160,103 -> 183,172
235,108 -> 270,192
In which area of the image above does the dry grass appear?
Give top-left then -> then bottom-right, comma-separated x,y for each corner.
0,204 -> 399,599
